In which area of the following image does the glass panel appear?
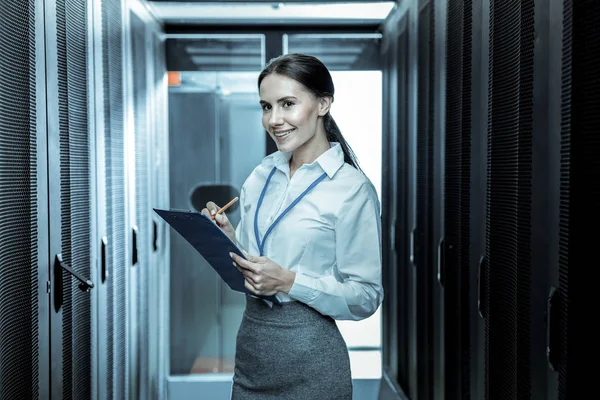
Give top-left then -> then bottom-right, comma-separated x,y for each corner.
166,35 -> 265,72
284,34 -> 382,70
168,36 -> 265,376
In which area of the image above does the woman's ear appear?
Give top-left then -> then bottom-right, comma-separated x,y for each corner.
318,96 -> 332,116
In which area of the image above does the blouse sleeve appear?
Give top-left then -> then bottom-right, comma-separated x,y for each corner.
288,180 -> 384,321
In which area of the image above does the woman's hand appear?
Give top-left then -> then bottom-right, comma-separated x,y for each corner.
201,201 -> 237,244
230,252 -> 296,296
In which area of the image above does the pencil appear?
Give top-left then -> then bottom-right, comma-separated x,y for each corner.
211,196 -> 239,220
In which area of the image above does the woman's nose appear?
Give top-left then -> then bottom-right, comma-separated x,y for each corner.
269,108 -> 284,126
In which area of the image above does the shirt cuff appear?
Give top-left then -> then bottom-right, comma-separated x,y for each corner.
288,272 -> 318,304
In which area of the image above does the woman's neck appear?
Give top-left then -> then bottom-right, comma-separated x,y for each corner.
289,133 -> 330,176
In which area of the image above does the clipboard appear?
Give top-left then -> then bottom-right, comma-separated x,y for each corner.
153,208 -> 280,304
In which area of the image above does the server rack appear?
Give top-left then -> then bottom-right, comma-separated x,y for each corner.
0,0 -> 168,399
0,0 -> 48,399
379,0 -> 587,398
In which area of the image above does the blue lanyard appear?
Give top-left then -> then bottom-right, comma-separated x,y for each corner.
254,166 -> 328,256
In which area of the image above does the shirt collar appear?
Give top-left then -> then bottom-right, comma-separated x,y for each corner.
272,142 -> 345,179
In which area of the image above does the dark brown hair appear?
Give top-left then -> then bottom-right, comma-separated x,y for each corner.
258,53 -> 362,171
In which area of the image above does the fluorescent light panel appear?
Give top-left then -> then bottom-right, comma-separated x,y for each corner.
151,1 -> 397,24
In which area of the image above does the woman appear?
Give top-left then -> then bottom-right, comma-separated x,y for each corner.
202,53 -> 383,399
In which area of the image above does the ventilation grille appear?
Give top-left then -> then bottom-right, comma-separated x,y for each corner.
486,1 -> 534,398
57,0 -> 92,398
444,0 -> 472,397
102,0 -> 127,398
131,11 -> 150,398
0,1 -> 38,398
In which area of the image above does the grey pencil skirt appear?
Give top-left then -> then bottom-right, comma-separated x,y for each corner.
231,295 -> 352,400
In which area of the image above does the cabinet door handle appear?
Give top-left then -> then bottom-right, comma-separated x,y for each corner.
132,225 -> 139,266
477,256 -> 487,319
547,286 -> 560,371
409,228 -> 415,266
437,238 -> 445,286
153,220 -> 159,252
101,236 -> 107,283
54,253 -> 94,312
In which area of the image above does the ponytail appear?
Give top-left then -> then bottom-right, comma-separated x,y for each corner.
323,112 -> 362,172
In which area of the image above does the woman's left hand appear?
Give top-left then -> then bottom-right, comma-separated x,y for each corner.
230,252 -> 296,296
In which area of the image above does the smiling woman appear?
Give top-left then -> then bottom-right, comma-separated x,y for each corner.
201,53 -> 384,399
257,53 -> 362,176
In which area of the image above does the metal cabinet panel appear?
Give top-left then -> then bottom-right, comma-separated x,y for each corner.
0,0 -> 47,398
46,0 -> 95,398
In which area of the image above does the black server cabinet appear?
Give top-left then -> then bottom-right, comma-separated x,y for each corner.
380,7 -> 411,399
443,0 -> 474,398
554,0 -> 599,397
415,1 -> 436,398
485,0 -> 535,397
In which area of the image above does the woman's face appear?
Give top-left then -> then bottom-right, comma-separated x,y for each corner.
259,73 -> 329,153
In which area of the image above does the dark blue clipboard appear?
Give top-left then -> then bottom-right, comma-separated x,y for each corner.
154,208 -> 280,304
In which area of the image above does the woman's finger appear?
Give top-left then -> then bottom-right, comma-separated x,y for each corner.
244,279 -> 258,295
231,253 -> 257,273
234,261 -> 254,281
206,201 -> 220,215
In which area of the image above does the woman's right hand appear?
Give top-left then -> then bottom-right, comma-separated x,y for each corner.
201,201 -> 237,244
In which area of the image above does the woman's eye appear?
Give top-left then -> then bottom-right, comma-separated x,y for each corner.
262,104 -> 271,111
283,101 -> 294,107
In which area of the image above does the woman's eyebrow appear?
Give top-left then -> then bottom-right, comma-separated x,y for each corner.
259,96 -> 298,106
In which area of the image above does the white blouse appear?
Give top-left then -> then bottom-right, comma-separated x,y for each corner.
234,142 -> 383,321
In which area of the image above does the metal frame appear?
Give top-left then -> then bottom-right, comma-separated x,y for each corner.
431,0 -> 447,398
43,0 -> 64,397
144,16 -> 163,400
405,1 -> 419,397
156,29 -> 171,400
469,0 -> 489,398
165,24 -> 385,35
149,25 -> 170,400
86,0 -> 100,398
35,0 -> 51,397
380,13 -> 399,389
